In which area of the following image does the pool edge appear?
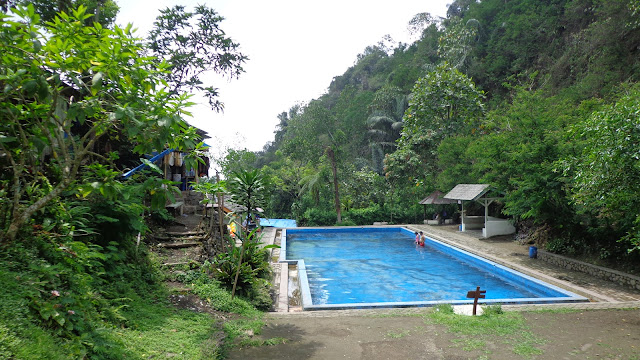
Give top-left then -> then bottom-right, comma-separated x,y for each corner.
281,227 -> 589,311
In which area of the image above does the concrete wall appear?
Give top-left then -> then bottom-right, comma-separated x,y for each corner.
462,215 -> 484,230
424,219 -> 454,225
482,217 -> 516,238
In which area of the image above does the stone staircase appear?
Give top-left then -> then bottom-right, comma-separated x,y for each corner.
182,190 -> 204,215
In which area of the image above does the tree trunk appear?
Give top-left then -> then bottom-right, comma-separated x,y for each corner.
325,147 -> 342,223
216,172 -> 225,252
4,175 -> 73,242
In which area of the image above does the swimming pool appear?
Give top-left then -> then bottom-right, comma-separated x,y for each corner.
281,227 -> 588,310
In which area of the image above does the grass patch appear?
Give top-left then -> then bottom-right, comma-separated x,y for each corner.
452,337 -> 486,351
113,263 -> 271,359
118,297 -> 221,359
386,329 -> 411,339
237,337 -> 288,347
425,304 -> 546,358
0,236 -> 271,360
187,270 -> 269,354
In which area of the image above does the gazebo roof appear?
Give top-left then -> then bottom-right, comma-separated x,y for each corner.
419,190 -> 458,205
444,184 -> 491,201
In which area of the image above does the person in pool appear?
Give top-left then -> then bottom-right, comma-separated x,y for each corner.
418,231 -> 425,247
414,231 -> 420,245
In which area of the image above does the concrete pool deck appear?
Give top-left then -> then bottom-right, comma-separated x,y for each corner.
262,225 -> 640,313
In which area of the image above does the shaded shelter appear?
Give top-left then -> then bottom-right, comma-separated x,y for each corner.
419,190 -> 457,222
444,184 -> 515,238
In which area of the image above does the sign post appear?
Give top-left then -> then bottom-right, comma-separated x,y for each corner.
466,286 -> 486,315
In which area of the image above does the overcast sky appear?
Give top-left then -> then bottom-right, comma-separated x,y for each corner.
116,1 -> 451,154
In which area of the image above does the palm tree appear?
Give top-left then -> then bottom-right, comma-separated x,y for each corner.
367,86 -> 407,173
299,166 -> 328,206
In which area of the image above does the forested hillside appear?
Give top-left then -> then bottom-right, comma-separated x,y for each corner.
239,0 -> 640,266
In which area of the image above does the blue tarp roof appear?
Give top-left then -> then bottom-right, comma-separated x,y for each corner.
122,148 -> 174,179
259,218 -> 297,228
121,142 -> 210,179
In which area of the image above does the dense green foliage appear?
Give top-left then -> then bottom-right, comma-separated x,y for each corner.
208,233 -> 273,310
0,4 -> 259,358
0,5 -> 197,241
565,86 -> 640,254
250,0 -> 640,267
7,0 -> 119,26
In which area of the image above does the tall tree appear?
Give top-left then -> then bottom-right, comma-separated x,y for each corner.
283,102 -> 346,223
438,17 -> 479,71
387,64 -> 484,185
407,12 -> 439,39
148,5 -> 248,112
5,0 -> 119,26
565,85 -> 640,253
366,85 -> 406,174
402,64 -> 484,141
0,5 -> 237,241
467,89 -> 579,229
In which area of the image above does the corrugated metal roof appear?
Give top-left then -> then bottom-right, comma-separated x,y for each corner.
444,184 -> 491,201
419,190 -> 458,205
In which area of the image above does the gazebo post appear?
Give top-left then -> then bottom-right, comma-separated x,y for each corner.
484,200 -> 488,226
461,201 -> 465,231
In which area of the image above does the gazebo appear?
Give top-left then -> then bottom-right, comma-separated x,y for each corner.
419,190 -> 457,224
443,184 -> 515,238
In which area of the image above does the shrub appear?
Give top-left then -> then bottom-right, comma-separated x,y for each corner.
336,219 -> 357,226
301,208 -> 337,226
150,208 -> 174,224
343,205 -> 383,225
0,228 -> 160,359
208,233 -> 272,301
483,304 -> 504,315
210,251 -> 256,297
248,279 -> 275,311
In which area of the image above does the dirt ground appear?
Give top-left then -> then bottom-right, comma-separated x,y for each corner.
227,308 -> 640,360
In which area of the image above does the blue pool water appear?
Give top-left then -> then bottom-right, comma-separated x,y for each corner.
282,227 -> 587,310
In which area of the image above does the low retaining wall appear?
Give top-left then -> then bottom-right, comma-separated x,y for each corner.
424,219 -> 453,225
538,250 -> 640,291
